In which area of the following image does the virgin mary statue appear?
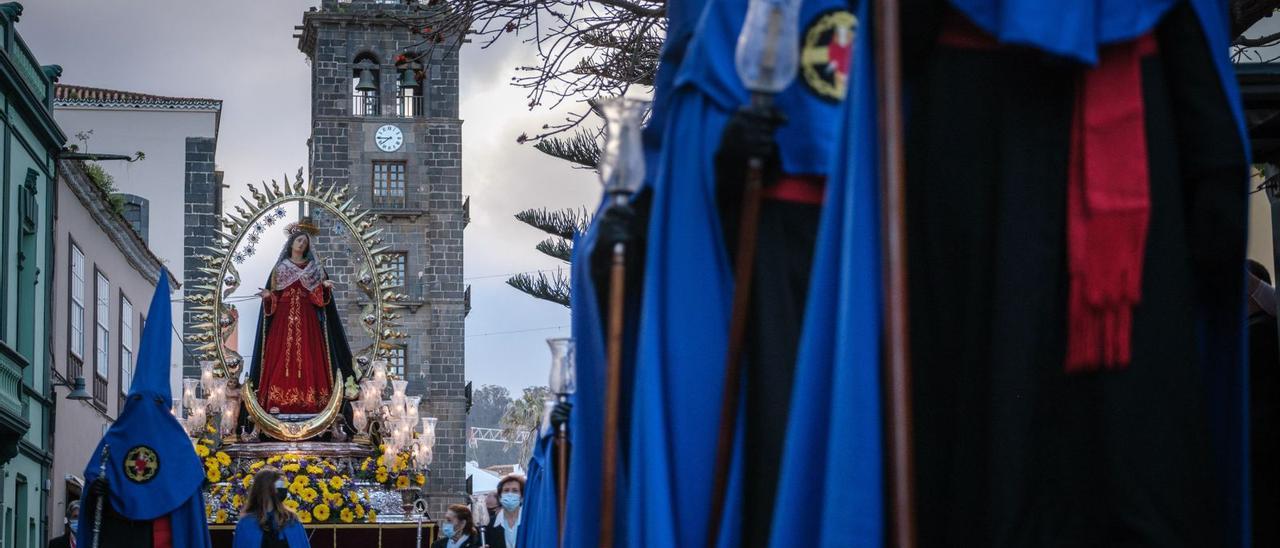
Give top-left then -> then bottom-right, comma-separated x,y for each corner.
245,218 -> 354,416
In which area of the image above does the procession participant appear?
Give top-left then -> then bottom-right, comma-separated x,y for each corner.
433,504 -> 481,548
493,475 -> 525,547
48,501 -> 79,548
77,271 -> 212,548
1249,259 -> 1279,545
232,468 -> 309,548
477,493 -> 507,548
623,0 -> 858,542
902,0 -> 1251,545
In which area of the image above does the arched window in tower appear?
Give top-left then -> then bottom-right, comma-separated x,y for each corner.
352,53 -> 381,116
395,53 -> 424,117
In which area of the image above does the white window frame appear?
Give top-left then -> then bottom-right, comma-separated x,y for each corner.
119,295 -> 134,393
95,272 -> 110,380
70,245 -> 84,359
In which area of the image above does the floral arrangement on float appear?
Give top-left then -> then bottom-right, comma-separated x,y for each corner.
356,444 -> 427,490
204,453 -> 377,525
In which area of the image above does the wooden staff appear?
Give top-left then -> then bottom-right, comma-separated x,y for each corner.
599,238 -> 627,548
556,405 -> 570,547
709,145 -> 768,548
873,0 -> 917,545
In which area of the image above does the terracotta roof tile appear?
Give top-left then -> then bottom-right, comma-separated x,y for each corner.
54,84 -> 222,110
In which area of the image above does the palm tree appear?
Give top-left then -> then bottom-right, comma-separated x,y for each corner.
500,386 -> 552,464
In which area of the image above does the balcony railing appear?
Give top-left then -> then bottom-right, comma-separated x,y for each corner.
93,374 -> 108,409
0,358 -> 22,418
67,353 -> 83,381
397,92 -> 423,118
353,93 -> 380,117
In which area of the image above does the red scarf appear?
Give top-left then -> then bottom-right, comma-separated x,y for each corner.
939,16 -> 1156,372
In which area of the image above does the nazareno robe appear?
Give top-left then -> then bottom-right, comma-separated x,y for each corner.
904,1 -> 1248,546
241,259 -> 355,439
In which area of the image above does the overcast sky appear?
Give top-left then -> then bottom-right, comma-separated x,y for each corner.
21,0 -> 600,395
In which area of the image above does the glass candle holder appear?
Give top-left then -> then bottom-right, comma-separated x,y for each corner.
547,338 -> 577,396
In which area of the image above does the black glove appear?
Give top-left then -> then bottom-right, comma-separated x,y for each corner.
89,476 -> 108,497
550,401 -> 572,430
590,202 -> 643,286
715,105 -> 786,258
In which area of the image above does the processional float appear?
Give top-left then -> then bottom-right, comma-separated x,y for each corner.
182,170 -> 439,544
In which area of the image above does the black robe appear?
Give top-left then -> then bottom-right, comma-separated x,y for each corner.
239,264 -> 356,440
904,2 -> 1247,546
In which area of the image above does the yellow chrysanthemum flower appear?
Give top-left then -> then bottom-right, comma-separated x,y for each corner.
313,504 -> 330,521
415,473 -> 425,486
195,445 -> 210,458
250,461 -> 265,470
205,466 -> 221,483
355,504 -> 365,518
216,509 -> 228,524
329,476 -> 344,489
301,488 -> 318,503
242,476 -> 254,489
306,465 -> 322,475
293,475 -> 310,488
348,492 -> 361,505
216,451 -> 231,466
298,510 -> 312,524
288,483 -> 302,496
396,475 -> 411,489
206,424 -> 216,434
283,499 -> 300,512
282,463 -> 300,473
367,510 -> 377,523
205,504 -> 213,518
375,469 -> 389,483
232,494 -> 243,509
268,455 -> 281,464
340,508 -> 355,523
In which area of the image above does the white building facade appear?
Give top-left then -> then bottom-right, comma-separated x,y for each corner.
51,85 -> 222,395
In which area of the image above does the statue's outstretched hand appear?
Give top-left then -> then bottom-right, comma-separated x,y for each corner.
258,288 -> 272,299
322,280 -> 335,289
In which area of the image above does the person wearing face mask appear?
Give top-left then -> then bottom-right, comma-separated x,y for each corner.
233,468 -> 309,548
432,504 -> 481,548
492,475 -> 525,547
48,500 -> 79,548
477,493 -> 507,548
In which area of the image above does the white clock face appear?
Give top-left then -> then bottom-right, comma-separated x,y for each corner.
375,125 -> 403,152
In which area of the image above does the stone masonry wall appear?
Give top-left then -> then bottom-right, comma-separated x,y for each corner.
302,2 -> 467,517
183,137 -> 219,381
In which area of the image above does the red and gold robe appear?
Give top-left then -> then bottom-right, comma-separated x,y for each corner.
257,259 -> 333,413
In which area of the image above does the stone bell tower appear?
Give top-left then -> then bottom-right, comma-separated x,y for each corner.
296,0 -> 469,516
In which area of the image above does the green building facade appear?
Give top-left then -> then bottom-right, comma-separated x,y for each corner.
0,3 -> 63,547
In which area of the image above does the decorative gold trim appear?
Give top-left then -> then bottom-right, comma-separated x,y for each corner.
186,170 -> 408,442
241,377 -> 344,441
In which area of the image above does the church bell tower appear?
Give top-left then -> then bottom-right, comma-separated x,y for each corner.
296,0 -> 468,516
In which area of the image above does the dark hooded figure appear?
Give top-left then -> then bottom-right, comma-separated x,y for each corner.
241,219 -> 355,438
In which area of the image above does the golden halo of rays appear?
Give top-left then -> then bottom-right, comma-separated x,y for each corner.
185,169 -> 408,441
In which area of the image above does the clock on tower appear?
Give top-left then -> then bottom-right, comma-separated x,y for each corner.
375,124 -> 403,152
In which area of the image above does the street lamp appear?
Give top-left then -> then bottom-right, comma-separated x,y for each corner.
52,376 -> 91,401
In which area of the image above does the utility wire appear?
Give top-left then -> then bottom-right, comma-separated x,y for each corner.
465,325 -> 570,339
